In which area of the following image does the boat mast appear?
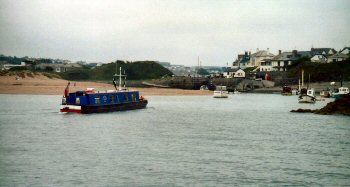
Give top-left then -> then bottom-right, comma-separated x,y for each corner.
113,62 -> 118,90
301,69 -> 304,88
124,70 -> 126,88
119,67 -> 122,91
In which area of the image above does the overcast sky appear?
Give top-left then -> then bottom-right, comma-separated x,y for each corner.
0,0 -> 349,66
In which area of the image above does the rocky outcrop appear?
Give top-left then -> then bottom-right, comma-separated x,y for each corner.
291,94 -> 350,116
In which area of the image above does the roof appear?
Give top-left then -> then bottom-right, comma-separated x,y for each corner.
340,47 -> 350,54
311,54 -> 327,62
328,53 -> 349,59
251,50 -> 274,57
311,48 -> 337,56
272,51 -> 310,61
298,51 -> 311,57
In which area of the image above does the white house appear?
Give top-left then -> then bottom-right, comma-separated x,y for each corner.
223,68 -> 245,78
35,63 -> 82,72
327,53 -> 349,63
1,62 -> 26,70
311,54 -> 327,63
234,69 -> 245,78
259,59 -> 272,71
271,50 -> 311,71
247,48 -> 275,68
340,47 -> 350,55
223,71 -> 234,78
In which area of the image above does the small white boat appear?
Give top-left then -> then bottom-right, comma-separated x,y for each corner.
331,87 -> 349,100
200,85 -> 209,90
320,90 -> 331,98
298,88 -> 316,103
213,86 -> 229,98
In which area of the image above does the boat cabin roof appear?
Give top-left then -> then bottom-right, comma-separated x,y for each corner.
215,86 -> 227,91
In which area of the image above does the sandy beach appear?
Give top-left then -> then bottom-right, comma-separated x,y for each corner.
0,74 -> 212,96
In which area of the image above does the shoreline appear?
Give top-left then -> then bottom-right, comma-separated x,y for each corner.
2,74 -> 348,96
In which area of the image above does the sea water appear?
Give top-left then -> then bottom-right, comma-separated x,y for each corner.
0,94 -> 349,186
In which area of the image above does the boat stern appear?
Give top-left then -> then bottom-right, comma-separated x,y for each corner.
60,105 -> 82,113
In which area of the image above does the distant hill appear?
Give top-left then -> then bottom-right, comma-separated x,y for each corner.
60,60 -> 173,81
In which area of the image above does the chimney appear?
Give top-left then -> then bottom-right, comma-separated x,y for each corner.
267,48 -> 270,54
249,51 -> 251,56
278,50 -> 282,55
292,50 -> 298,57
245,51 -> 248,56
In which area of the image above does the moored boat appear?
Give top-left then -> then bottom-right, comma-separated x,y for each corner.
298,88 -> 316,103
213,86 -> 228,98
281,86 -> 292,96
60,66 -> 147,113
331,87 -> 349,100
213,86 -> 229,98
320,90 -> 331,98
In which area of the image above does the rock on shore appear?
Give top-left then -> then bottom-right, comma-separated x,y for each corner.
291,94 -> 350,116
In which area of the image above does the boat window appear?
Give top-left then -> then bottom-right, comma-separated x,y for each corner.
76,97 -> 80,104
102,95 -> 107,103
95,96 -> 100,104
132,94 -> 136,101
76,91 -> 85,96
124,94 -> 128,102
116,95 -> 119,103
110,95 -> 114,103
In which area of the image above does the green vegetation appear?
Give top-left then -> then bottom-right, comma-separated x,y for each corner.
59,60 -> 173,81
288,59 -> 350,82
197,68 -> 209,76
244,66 -> 257,73
9,66 -> 28,71
0,70 -> 61,79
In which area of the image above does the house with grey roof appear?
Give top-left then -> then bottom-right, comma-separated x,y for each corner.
232,51 -> 250,69
248,48 -> 275,69
327,53 -> 349,63
339,47 -> 350,55
309,48 -> 336,63
271,50 -> 310,71
259,59 -> 272,72
311,48 -> 337,56
311,54 -> 328,63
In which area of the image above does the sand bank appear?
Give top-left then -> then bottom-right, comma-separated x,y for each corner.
0,75 -> 211,96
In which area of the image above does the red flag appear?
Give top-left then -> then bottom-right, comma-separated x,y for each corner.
64,82 -> 70,97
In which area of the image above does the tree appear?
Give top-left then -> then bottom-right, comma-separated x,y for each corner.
45,66 -> 54,72
197,68 -> 209,75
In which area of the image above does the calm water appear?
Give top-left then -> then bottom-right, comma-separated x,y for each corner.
0,94 -> 349,186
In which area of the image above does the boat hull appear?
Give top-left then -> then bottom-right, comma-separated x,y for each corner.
298,95 -> 316,103
60,100 -> 148,114
281,92 -> 292,96
332,94 -> 346,100
213,91 -> 229,98
320,91 -> 331,98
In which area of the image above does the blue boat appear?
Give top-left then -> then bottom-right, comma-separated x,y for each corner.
60,66 -> 148,113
